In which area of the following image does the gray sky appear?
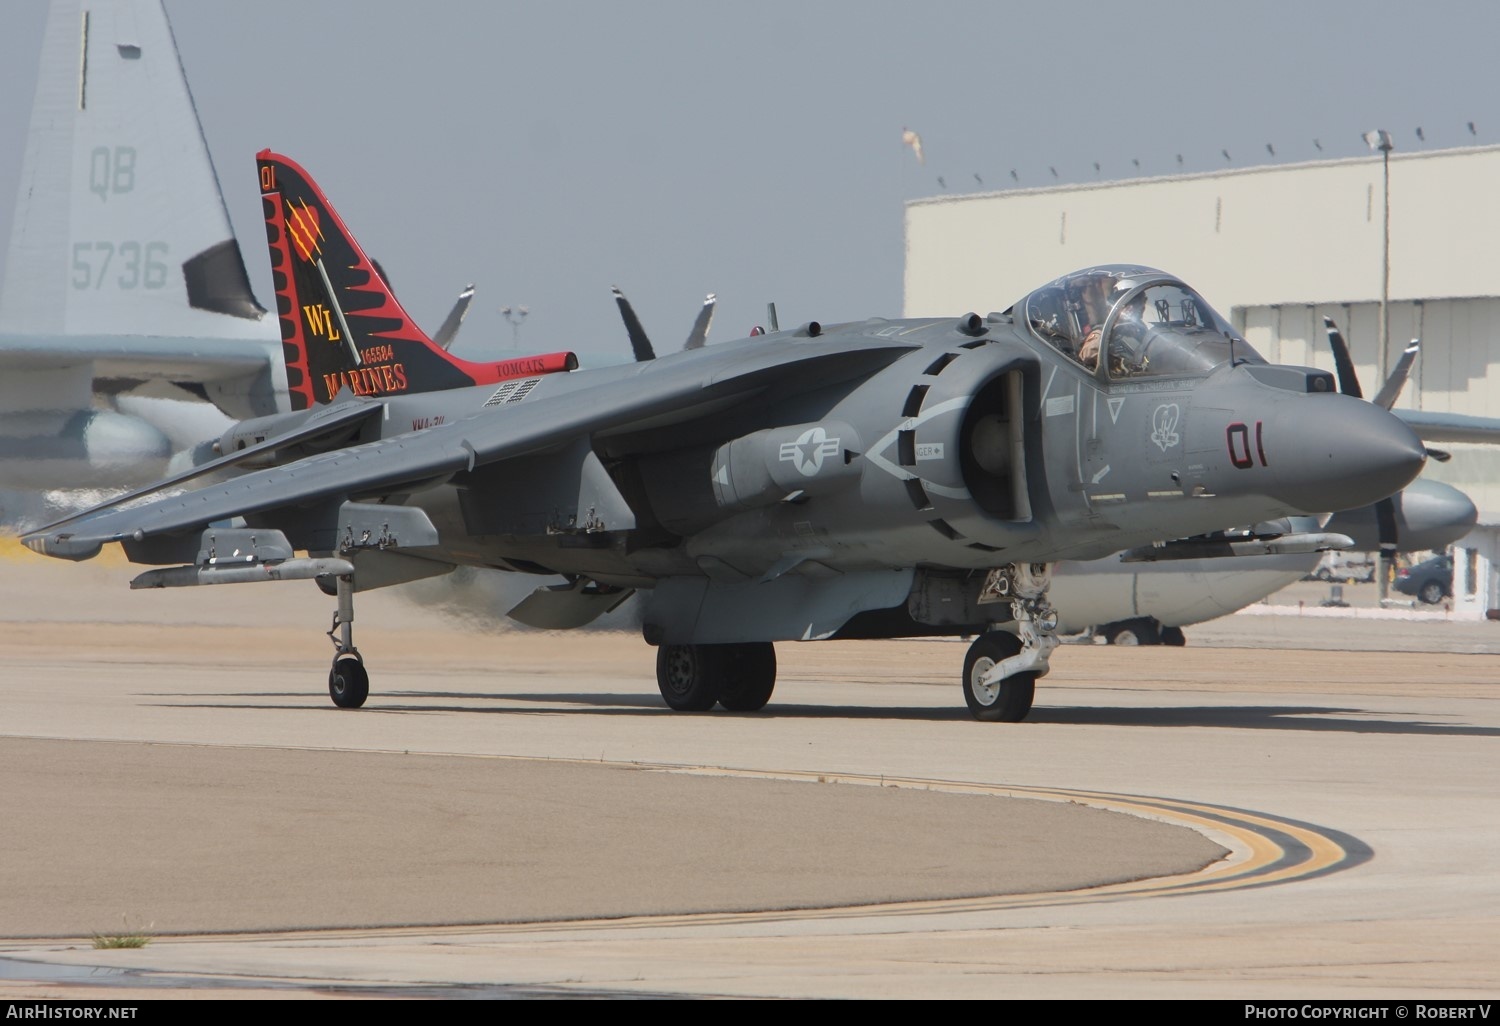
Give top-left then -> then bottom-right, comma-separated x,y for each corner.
2,0 -> 1498,366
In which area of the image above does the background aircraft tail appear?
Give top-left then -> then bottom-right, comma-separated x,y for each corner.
0,0 -> 268,342
0,0 -> 285,521
257,150 -> 576,410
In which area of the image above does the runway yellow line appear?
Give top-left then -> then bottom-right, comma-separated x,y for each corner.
648,767 -> 1354,908
12,741 -> 1347,944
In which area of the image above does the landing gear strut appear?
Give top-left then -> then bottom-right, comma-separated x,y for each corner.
325,571 -> 368,708
967,562 -> 1058,722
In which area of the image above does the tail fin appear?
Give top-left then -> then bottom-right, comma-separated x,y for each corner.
257,150 -> 576,410
0,0 -> 268,340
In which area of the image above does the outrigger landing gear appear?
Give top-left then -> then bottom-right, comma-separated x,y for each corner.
326,571 -> 368,708
965,562 -> 1059,722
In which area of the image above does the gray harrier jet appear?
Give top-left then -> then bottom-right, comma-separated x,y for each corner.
23,154 -> 1429,722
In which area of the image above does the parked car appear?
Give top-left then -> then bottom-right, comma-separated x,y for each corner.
1394,554 -> 1453,605
1309,551 -> 1376,584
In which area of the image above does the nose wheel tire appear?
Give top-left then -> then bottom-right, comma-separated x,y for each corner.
962,631 -> 1036,722
328,654 -> 369,709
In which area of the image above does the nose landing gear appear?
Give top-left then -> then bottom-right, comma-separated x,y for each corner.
963,632 -> 1035,721
966,562 -> 1059,722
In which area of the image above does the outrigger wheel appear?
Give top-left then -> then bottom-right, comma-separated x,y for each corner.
325,571 -> 368,708
328,653 -> 369,709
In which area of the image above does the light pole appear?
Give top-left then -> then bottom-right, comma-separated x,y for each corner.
1363,129 -> 1395,601
500,305 -> 529,350
1363,129 -> 1394,385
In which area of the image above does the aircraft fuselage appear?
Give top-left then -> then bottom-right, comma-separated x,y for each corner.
318,308 -> 1425,642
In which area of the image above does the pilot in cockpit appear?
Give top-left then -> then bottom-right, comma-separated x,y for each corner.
1102,289 -> 1150,374
1022,266 -> 1262,381
1076,274 -> 1127,370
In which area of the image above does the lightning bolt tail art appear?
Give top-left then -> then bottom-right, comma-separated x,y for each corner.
257,151 -> 577,410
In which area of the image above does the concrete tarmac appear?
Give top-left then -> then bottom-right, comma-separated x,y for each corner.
0,546 -> 1497,999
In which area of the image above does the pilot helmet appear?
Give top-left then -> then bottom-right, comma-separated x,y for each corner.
1069,270 -> 1114,299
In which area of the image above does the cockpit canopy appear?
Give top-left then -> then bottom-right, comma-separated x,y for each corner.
1020,265 -> 1263,379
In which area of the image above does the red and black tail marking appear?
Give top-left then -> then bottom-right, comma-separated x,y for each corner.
258,150 -> 576,410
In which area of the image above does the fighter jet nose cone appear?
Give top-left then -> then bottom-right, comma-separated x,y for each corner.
1271,395 -> 1426,514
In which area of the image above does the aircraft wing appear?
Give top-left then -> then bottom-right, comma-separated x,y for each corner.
0,334 -> 276,391
1392,407 -> 1500,445
25,335 -> 917,561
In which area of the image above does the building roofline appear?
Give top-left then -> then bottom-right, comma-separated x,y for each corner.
904,143 -> 1500,209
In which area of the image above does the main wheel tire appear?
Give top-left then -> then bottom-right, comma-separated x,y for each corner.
1106,618 -> 1161,646
962,631 -> 1036,723
328,654 -> 369,709
1159,625 -> 1187,646
656,645 -> 725,711
1418,580 -> 1446,605
717,643 -> 777,712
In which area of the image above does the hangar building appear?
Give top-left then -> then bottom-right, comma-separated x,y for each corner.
904,145 -> 1500,617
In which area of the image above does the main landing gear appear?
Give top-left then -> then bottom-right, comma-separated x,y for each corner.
655,642 -> 778,712
325,571 -> 368,708
965,562 -> 1059,722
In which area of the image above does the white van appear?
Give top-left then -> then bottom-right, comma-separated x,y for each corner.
1310,551 -> 1376,583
